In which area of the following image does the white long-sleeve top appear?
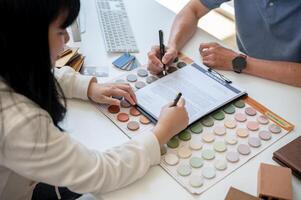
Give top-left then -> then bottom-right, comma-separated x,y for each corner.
0,66 -> 161,200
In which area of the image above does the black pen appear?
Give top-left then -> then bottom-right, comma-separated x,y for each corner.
159,30 -> 167,76
171,92 -> 182,107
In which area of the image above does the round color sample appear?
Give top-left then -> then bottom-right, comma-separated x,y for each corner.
137,69 -> 148,77
173,57 -> 179,63
269,124 -> 281,134
177,61 -> 187,68
177,147 -> 192,159
224,119 -> 237,129
245,107 -> 257,116
189,176 -> 203,188
139,115 -> 151,124
126,74 -> 138,82
127,121 -> 140,131
161,146 -> 167,155
237,144 -> 251,155
156,71 -> 165,78
202,132 -> 215,143
201,117 -> 214,127
226,151 -> 240,163
178,130 -> 191,141
115,79 -> 125,83
164,154 -> 179,166
212,110 -> 225,120
108,105 -> 120,114
225,135 -> 238,145
202,167 -> 216,179
189,157 -> 204,168
215,159 -> 228,171
246,121 -> 260,131
129,107 -> 140,116
146,76 -> 158,84
190,122 -> 203,134
236,128 -> 249,138
223,104 -> 236,114
248,137 -> 262,148
259,130 -> 272,141
213,141 -> 227,152
213,126 -> 226,136
235,113 -> 247,122
234,100 -> 245,108
117,113 -> 129,122
135,81 -> 146,89
257,115 -> 269,125
112,95 -> 123,100
189,140 -> 203,150
167,137 -> 179,149
202,149 -> 215,160
120,99 -> 131,108
167,66 -> 178,73
177,164 -> 192,176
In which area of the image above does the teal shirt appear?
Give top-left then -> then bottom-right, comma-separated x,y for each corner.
201,0 -> 301,62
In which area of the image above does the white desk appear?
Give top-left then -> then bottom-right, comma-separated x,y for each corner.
64,0 -> 301,199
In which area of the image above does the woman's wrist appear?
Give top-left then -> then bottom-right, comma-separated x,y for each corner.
153,125 -> 171,146
87,77 -> 97,99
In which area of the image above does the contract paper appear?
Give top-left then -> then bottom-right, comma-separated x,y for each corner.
136,63 -> 246,124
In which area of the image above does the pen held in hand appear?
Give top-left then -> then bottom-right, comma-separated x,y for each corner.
159,30 -> 167,76
170,92 -> 182,107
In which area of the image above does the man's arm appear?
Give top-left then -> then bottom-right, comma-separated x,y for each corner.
245,57 -> 301,87
199,43 -> 301,87
168,0 -> 209,51
148,0 -> 210,74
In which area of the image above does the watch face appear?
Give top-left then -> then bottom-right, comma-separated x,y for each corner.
232,56 -> 247,73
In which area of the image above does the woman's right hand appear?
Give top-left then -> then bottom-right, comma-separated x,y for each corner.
153,98 -> 189,146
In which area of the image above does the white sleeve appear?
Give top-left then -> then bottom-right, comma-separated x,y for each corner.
54,66 -> 95,100
2,108 -> 161,195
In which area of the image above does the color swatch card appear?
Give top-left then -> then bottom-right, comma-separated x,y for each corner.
55,47 -> 85,72
95,53 -> 294,195
112,53 -> 141,71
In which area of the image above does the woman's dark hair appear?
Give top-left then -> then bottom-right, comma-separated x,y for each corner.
0,0 -> 80,128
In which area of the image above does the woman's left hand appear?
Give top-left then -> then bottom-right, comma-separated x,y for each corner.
87,79 -> 137,106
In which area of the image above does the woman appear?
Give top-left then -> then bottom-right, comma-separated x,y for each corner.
0,0 -> 189,199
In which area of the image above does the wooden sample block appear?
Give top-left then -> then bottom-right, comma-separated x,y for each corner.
225,187 -> 260,200
258,163 -> 292,200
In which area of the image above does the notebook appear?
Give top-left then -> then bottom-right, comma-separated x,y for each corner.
135,63 -> 247,125
273,136 -> 301,179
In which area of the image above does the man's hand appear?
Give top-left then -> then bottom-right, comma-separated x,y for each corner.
199,42 -> 238,70
147,45 -> 178,75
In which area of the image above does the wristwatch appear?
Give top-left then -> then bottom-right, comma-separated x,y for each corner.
232,54 -> 247,73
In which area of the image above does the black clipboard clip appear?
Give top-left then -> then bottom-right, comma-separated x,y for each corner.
207,68 -> 232,84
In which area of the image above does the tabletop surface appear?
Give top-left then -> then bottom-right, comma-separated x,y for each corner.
64,0 -> 301,199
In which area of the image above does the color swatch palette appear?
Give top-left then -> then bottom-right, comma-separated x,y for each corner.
160,97 -> 294,194
97,53 -> 194,138
96,54 -> 294,195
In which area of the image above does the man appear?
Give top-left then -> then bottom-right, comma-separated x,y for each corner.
148,0 -> 301,87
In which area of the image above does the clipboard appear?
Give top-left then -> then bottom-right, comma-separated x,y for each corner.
135,62 -> 247,125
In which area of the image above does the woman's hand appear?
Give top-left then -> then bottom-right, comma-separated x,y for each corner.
87,79 -> 137,106
153,98 -> 189,146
